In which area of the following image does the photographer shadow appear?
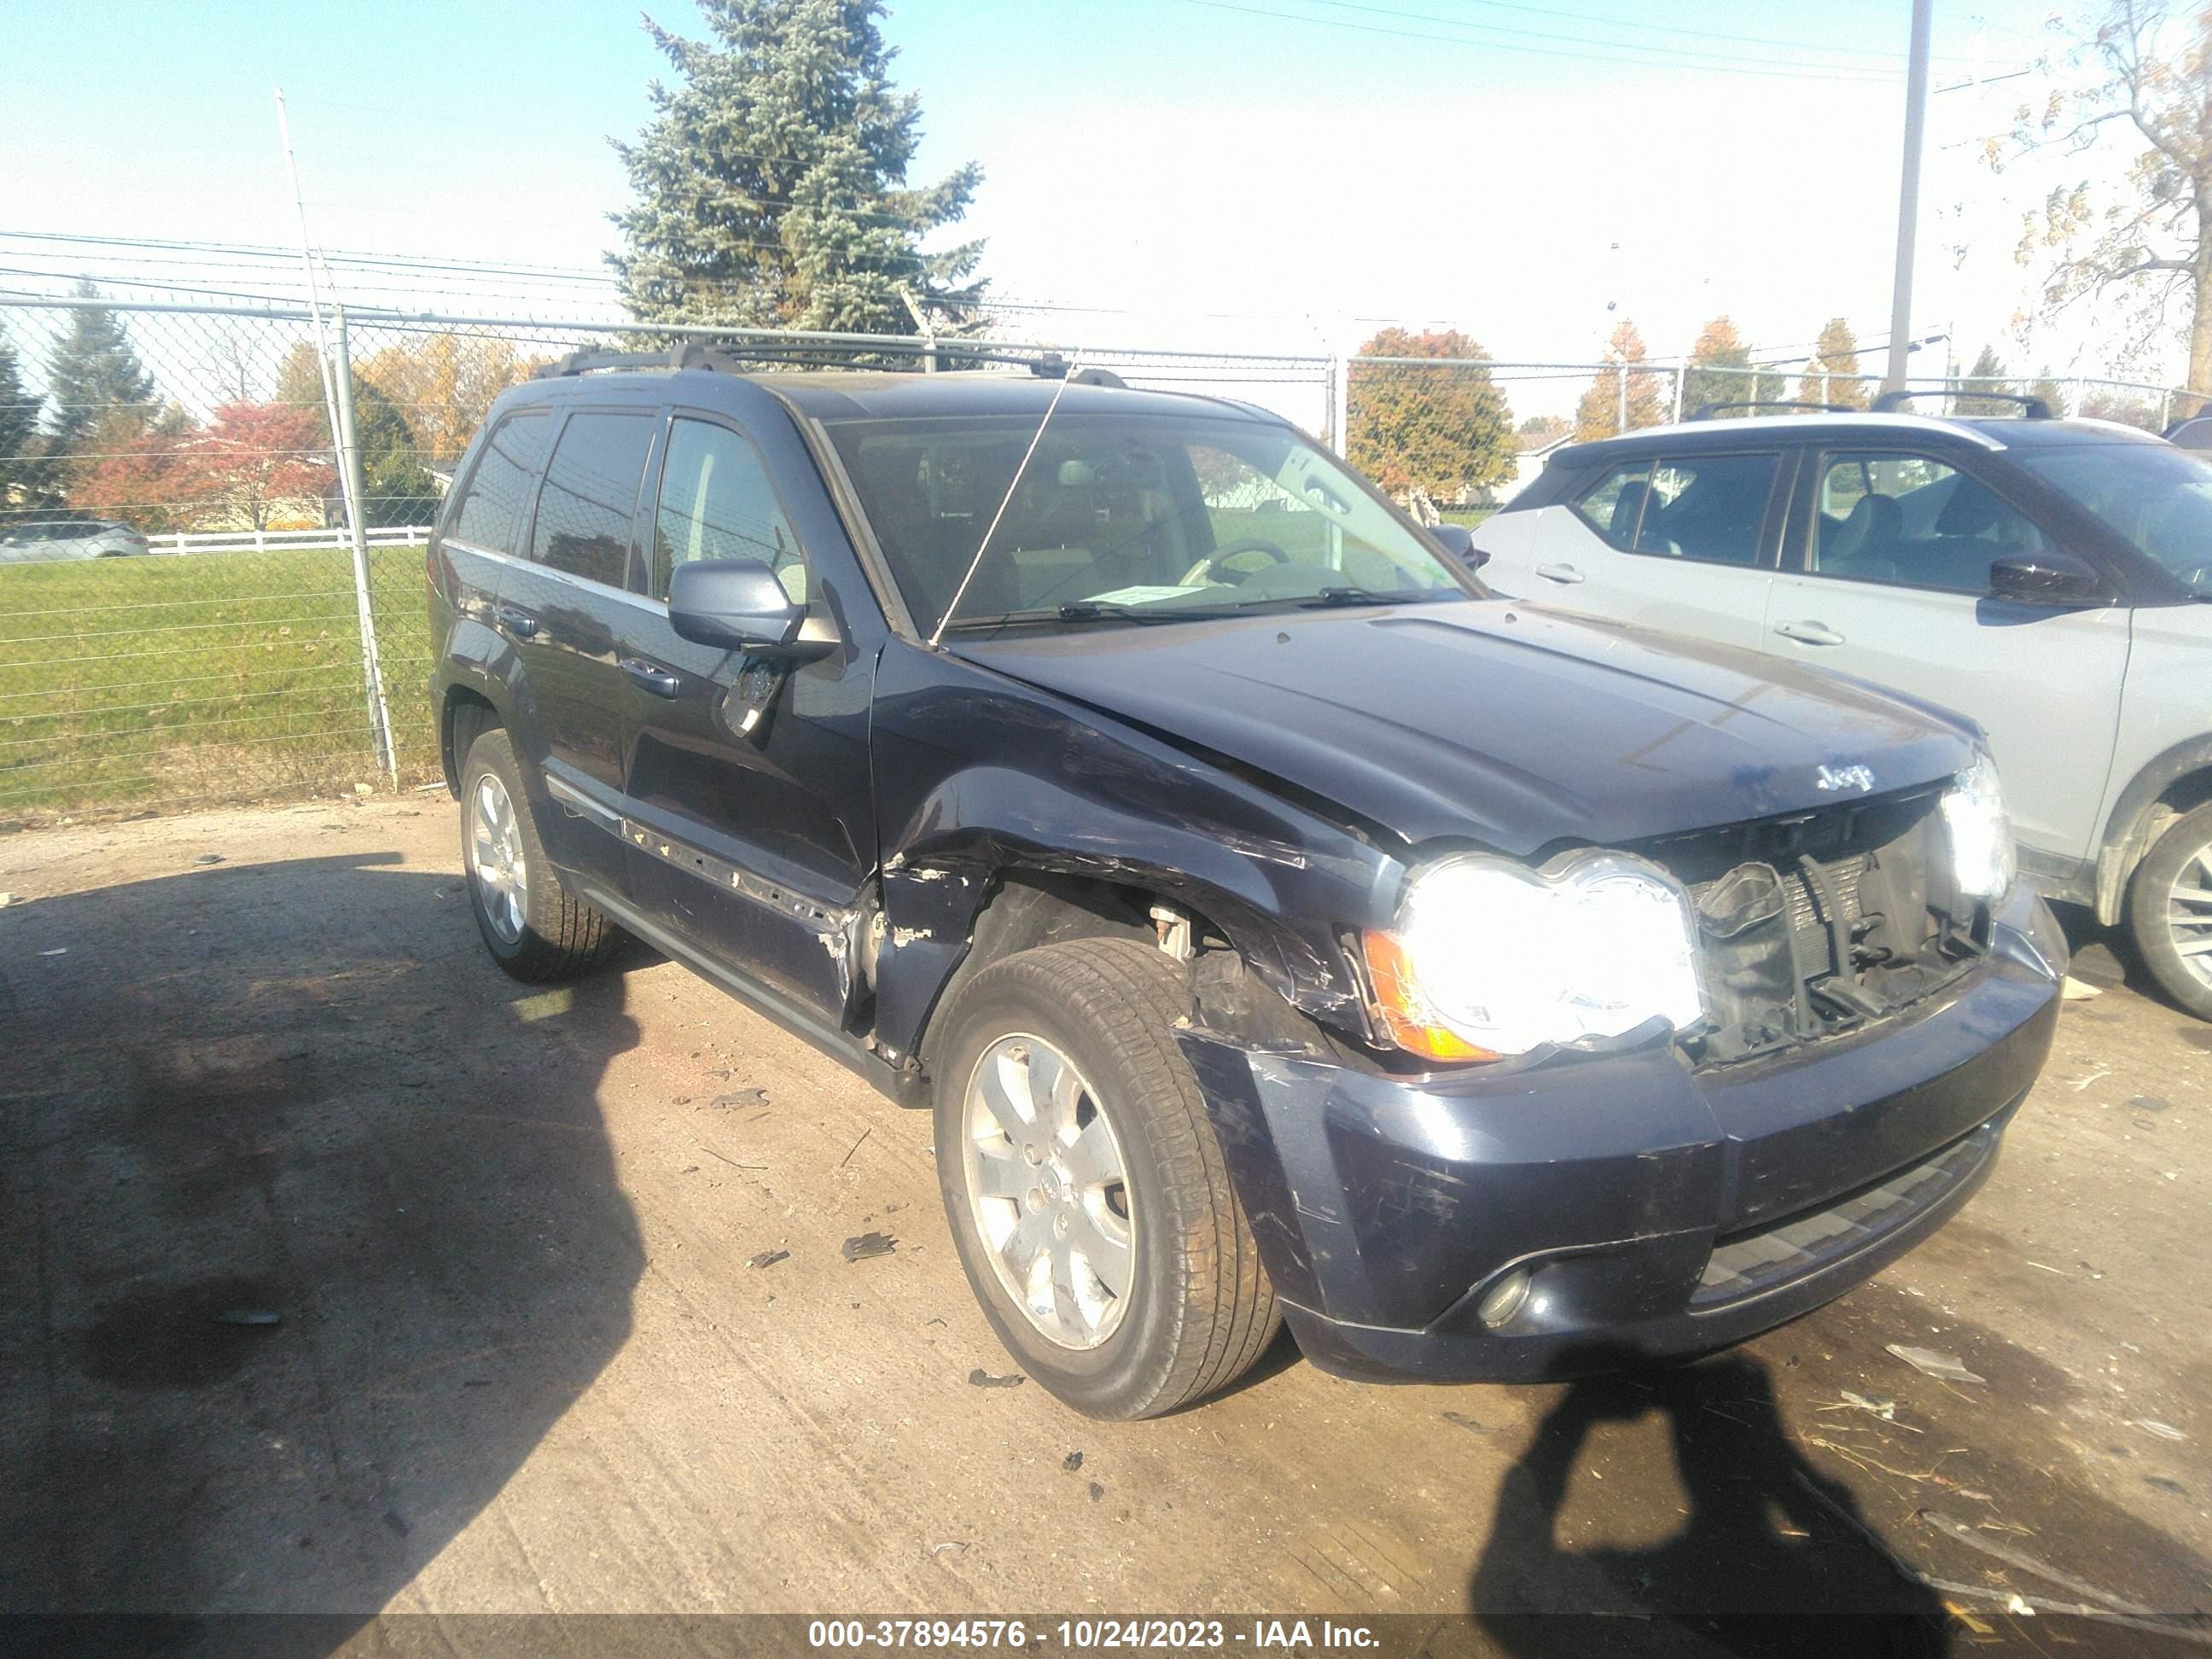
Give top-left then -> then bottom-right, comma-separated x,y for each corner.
1467,1348 -> 1949,1658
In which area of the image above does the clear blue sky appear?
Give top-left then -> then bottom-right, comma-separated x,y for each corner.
2,0 -> 2089,380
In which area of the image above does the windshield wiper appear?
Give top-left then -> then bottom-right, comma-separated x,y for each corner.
1301,585 -> 1449,608
939,601 -> 1244,632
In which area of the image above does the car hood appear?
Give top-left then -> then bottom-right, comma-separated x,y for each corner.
949,599 -> 1978,853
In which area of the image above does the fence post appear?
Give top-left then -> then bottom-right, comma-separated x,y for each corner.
1671,360 -> 1686,423
1330,351 -> 1350,458
1616,367 -> 1628,434
332,306 -> 399,789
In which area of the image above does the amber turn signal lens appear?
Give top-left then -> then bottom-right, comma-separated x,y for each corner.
1361,928 -> 1499,1063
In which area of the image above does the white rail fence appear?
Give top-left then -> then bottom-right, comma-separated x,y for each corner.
145,525 -> 435,556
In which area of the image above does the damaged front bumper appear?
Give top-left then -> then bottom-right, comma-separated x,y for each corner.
1174,885 -> 2065,1383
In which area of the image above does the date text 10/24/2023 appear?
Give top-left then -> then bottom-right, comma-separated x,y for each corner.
806,1620 -> 1382,1650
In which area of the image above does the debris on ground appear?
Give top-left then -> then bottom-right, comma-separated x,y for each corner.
0,893 -> 15,907
700,1144 -> 765,1171
839,1126 -> 873,1168
2129,1095 -> 2170,1114
214,1309 -> 281,1326
748,1249 -> 789,1271
712,1089 -> 771,1110
2135,1419 -> 2186,1442
2061,975 -> 2104,1001
1837,1390 -> 1898,1422
1887,1344 -> 1986,1384
841,1231 -> 896,1261
967,1368 -> 1024,1388
40,948 -> 66,958
193,853 -> 224,866
1440,1411 -> 1493,1435
929,1541 -> 969,1557
1087,1481 -> 1104,1502
1062,1451 -> 1084,1471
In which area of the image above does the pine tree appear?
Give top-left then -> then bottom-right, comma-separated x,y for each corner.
608,0 -> 986,335
1573,319 -> 1667,440
44,279 -> 155,447
0,324 -> 49,520
2028,370 -> 2068,418
1799,317 -> 1870,410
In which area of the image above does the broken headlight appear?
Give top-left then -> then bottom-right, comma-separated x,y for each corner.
1941,750 -> 2016,901
1362,851 -> 1705,1062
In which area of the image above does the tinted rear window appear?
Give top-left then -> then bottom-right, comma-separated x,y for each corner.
530,411 -> 657,587
451,410 -> 550,555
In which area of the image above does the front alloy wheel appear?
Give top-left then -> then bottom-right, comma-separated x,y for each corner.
962,1034 -> 1135,1349
932,937 -> 1278,1418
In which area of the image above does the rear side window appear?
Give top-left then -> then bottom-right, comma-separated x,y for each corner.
451,410 -> 550,555
650,417 -> 805,603
529,410 -> 658,587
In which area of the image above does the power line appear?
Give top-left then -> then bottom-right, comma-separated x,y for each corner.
1307,0 -> 1995,66
1293,0 -> 1971,76
1181,0 -> 1909,80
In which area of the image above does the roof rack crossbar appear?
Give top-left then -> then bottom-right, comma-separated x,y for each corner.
1687,399 -> 1859,421
1871,387 -> 2055,420
532,339 -> 1128,386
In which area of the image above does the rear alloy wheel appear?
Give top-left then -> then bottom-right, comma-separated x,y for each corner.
2127,799 -> 2212,1021
933,937 -> 1278,1419
459,728 -> 621,982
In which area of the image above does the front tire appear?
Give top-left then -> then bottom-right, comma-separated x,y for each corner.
459,728 -> 621,982
2126,800 -> 2212,1021
933,938 -> 1278,1418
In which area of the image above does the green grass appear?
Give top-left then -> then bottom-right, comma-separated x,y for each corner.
1438,506 -> 1497,528
0,545 -> 438,820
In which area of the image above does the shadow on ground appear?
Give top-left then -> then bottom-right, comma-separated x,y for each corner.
1469,1352 -> 1949,1657
0,849 -> 644,1637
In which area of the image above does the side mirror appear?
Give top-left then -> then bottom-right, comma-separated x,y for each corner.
1428,522 -> 1489,569
1988,550 -> 2110,608
668,557 -> 822,654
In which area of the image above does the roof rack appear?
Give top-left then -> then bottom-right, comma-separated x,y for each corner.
533,339 -> 1127,387
1871,387 -> 2055,420
1687,399 -> 1859,421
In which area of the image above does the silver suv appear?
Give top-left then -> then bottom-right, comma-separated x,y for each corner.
1475,405 -> 2212,1018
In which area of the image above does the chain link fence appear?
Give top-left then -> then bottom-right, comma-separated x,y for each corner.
1,288 -> 2203,823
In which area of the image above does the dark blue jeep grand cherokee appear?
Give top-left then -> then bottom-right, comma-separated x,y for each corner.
428,347 -> 2063,1419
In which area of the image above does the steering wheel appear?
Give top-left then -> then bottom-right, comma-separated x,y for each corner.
1179,537 -> 1291,586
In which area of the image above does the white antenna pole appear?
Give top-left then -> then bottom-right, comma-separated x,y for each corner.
928,358 -> 1080,649
276,88 -> 395,787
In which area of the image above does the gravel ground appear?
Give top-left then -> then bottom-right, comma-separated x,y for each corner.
1,797 -> 2206,1652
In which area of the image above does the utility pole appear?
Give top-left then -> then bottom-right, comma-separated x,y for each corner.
1883,0 -> 1934,394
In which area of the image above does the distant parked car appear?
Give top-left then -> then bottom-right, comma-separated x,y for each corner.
1472,398 -> 2212,1018
0,519 -> 151,562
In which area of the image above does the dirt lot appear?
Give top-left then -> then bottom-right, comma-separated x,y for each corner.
3,798 -> 2208,1650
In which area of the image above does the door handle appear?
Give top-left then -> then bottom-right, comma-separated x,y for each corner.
493,604 -> 539,639
1774,620 -> 1846,646
1534,562 -> 1585,585
621,657 -> 683,698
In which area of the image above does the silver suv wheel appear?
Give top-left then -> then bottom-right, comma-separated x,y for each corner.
2167,836 -> 2212,990
960,1033 -> 1134,1349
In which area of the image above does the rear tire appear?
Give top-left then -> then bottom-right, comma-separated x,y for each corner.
2126,800 -> 2212,1021
933,938 -> 1278,1419
459,727 -> 621,982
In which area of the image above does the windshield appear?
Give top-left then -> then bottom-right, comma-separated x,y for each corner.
2014,442 -> 2212,597
826,411 -> 1475,634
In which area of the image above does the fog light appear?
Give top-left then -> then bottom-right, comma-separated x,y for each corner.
1476,1266 -> 1532,1329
